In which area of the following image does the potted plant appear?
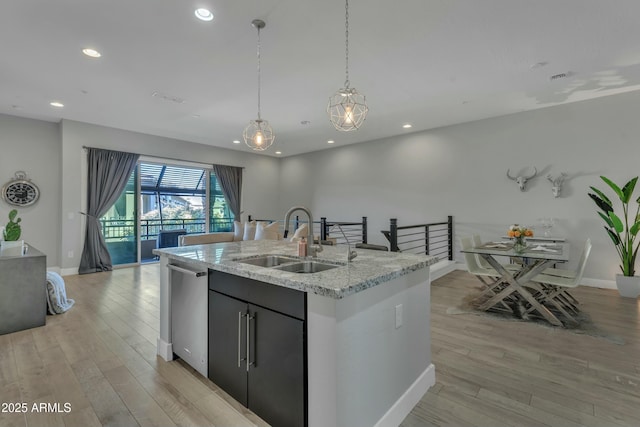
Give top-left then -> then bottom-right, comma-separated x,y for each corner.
588,176 -> 640,298
1,209 -> 24,254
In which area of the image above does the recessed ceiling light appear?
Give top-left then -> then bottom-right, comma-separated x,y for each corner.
327,140 -> 335,144
82,48 -> 101,58
233,140 -> 241,144
275,151 -> 282,155
195,8 -> 214,21
50,101 -> 64,108
402,124 -> 412,129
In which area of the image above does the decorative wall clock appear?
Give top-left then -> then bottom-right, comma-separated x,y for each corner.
1,171 -> 40,207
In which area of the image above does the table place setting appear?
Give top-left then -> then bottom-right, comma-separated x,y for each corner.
478,242 -> 513,250
527,244 -> 561,253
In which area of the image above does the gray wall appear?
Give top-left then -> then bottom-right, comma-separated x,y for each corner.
0,114 -> 280,272
279,90 -> 640,285
0,115 -> 61,268
59,119 -> 281,272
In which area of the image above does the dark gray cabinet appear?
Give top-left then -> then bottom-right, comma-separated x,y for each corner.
0,244 -> 46,335
208,270 -> 306,427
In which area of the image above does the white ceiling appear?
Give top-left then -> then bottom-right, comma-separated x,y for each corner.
2,1 -> 640,157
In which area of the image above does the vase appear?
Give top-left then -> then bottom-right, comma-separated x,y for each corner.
616,274 -> 640,298
0,240 -> 24,256
513,236 -> 527,253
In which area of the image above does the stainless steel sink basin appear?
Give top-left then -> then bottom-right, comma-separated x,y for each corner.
237,255 -> 298,267
273,261 -> 339,274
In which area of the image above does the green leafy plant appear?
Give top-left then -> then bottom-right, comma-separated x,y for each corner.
3,209 -> 22,241
588,176 -> 640,276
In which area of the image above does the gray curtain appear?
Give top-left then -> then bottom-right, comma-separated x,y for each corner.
212,165 -> 243,219
79,148 -> 140,274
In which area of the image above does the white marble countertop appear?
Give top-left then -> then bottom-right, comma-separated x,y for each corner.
154,240 -> 437,299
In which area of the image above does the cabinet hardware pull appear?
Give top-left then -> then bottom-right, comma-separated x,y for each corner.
237,311 -> 247,368
167,264 -> 207,277
246,313 -> 255,371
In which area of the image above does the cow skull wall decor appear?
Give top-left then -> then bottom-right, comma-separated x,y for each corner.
547,173 -> 567,198
506,167 -> 537,191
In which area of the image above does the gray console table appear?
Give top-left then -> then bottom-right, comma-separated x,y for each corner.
0,244 -> 46,335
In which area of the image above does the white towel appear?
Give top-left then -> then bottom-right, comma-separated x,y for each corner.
46,271 -> 75,314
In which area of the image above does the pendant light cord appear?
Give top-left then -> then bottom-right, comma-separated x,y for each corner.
344,0 -> 350,89
257,25 -> 262,120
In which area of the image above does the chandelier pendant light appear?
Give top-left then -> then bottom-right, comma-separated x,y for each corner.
244,19 -> 275,151
327,0 -> 368,131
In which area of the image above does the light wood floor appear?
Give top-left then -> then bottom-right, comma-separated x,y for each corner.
1,266 -> 638,427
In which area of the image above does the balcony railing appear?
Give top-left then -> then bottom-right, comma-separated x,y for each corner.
101,218 -> 233,241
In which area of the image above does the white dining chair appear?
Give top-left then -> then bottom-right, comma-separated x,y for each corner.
472,234 -> 520,272
529,238 -> 592,324
460,236 -> 512,311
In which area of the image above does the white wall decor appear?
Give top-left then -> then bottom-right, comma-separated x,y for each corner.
547,173 -> 567,198
506,167 -> 537,191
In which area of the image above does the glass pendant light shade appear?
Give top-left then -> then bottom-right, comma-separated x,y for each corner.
243,119 -> 274,151
327,87 -> 368,131
327,0 -> 368,131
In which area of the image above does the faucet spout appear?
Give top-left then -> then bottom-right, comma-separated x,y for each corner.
330,223 -> 358,262
283,206 -> 323,257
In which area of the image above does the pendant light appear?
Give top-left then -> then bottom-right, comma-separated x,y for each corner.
243,19 -> 275,151
327,0 -> 368,131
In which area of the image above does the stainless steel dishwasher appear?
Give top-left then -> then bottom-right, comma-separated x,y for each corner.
168,262 -> 208,377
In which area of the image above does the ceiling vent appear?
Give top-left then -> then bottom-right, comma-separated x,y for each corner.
549,72 -> 572,81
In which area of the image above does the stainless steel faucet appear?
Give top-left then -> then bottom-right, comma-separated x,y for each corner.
283,206 -> 323,257
330,223 -> 358,262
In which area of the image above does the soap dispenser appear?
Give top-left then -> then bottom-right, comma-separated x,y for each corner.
298,237 -> 307,257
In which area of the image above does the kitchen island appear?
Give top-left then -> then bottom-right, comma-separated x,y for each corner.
155,240 -> 437,427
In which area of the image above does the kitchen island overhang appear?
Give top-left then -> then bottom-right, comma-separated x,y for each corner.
155,240 -> 437,427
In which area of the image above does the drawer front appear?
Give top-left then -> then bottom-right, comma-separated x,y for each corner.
209,270 -> 305,320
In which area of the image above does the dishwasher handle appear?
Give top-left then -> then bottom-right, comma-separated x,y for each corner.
167,264 -> 207,277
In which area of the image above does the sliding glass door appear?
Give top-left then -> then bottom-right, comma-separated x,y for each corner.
99,160 -> 235,265
209,172 -> 234,232
100,169 -> 138,265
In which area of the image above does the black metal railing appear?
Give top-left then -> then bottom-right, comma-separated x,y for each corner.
321,217 -> 368,245
101,217 -> 233,241
382,216 -> 453,261
247,215 -> 368,246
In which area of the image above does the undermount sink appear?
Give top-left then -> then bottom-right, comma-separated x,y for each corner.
237,255 -> 298,267
273,261 -> 340,274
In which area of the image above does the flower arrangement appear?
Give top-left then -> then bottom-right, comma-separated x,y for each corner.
508,224 -> 533,251
507,224 -> 534,239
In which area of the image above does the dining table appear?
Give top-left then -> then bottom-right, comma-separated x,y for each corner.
461,241 -> 570,326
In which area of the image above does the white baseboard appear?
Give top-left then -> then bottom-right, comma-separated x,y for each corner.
46,266 -> 62,275
60,267 -> 79,276
157,337 -> 173,362
581,277 -> 616,289
453,262 -> 617,290
374,363 -> 436,427
430,260 -> 457,281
